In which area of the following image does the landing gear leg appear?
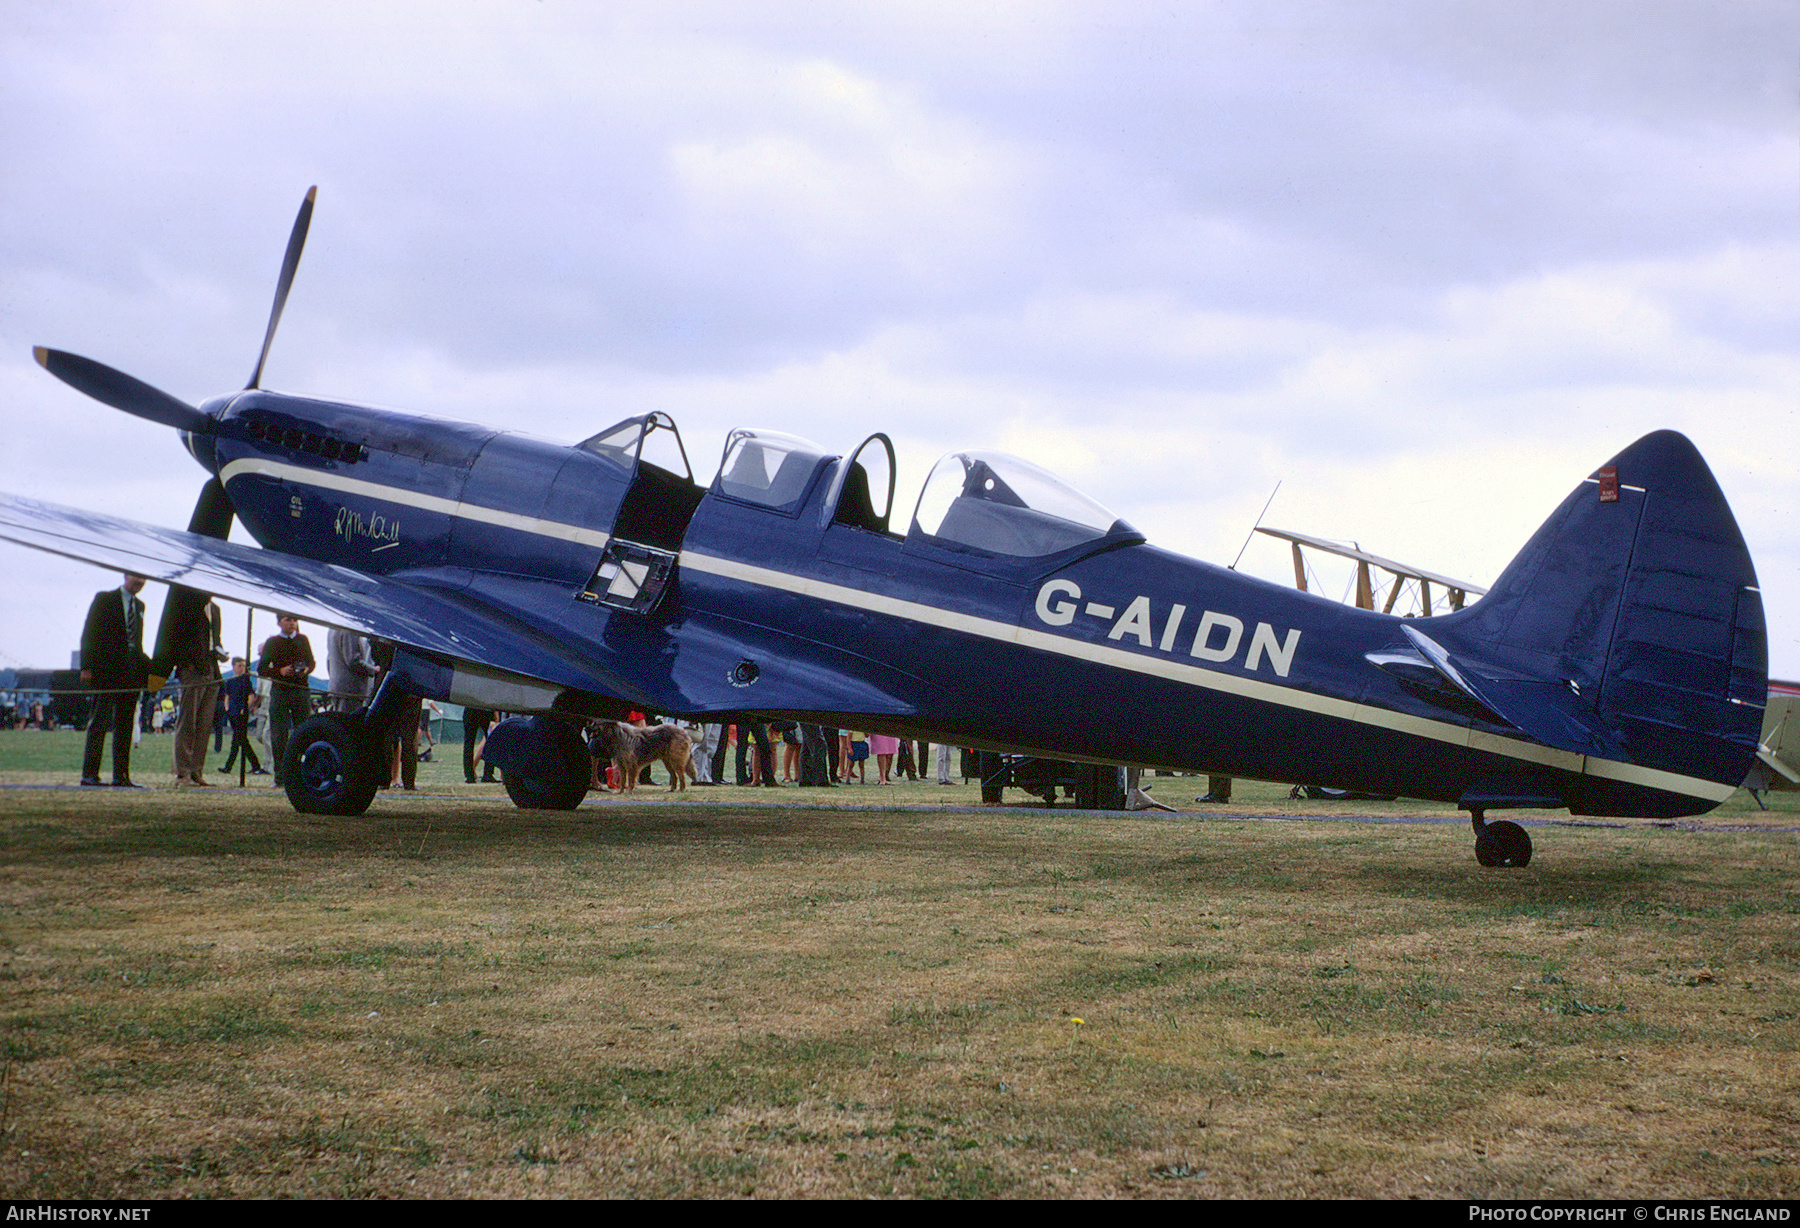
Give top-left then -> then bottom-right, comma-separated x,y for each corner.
1470,808 -> 1533,868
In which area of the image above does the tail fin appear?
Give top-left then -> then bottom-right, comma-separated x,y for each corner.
1442,431 -> 1764,811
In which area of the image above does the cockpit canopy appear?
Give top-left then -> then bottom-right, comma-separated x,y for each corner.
704,428 -> 1137,559
716,429 -> 831,515
910,452 -> 1137,558
578,412 -> 693,481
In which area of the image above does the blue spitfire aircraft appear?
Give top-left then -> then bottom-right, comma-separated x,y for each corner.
2,190 -> 1768,867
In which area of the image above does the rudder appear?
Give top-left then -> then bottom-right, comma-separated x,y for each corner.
1448,430 -> 1764,805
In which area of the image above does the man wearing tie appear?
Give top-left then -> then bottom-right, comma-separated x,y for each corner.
80,573 -> 150,787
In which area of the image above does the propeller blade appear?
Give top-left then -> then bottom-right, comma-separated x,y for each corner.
33,347 -> 212,434
186,476 -> 237,539
152,479 -> 236,673
247,185 -> 317,390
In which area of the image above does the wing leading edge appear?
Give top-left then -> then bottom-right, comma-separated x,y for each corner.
0,492 -> 928,722
0,491 -> 654,707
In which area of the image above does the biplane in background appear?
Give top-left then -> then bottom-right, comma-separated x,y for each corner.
1253,527 -> 1486,617
1744,680 -> 1800,804
0,190 -> 1769,867
1263,528 -> 1797,810
1242,527 -> 1491,802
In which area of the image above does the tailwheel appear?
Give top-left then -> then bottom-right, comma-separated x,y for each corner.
502,772 -> 589,811
1472,814 -> 1533,868
284,713 -> 382,816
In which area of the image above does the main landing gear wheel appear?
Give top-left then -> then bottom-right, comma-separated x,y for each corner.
502,772 -> 589,811
284,713 -> 382,816
1471,812 -> 1533,868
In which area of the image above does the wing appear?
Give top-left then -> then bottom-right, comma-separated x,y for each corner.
0,492 -> 658,707
0,491 -> 929,720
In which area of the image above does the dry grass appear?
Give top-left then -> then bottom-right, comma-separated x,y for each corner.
0,739 -> 1795,1197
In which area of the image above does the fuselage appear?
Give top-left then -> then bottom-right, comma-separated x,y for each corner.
188,389 -> 1747,818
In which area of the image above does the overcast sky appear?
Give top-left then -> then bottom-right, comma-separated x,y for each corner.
2,1 -> 1795,678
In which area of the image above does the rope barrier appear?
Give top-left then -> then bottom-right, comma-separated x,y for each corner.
3,678 -> 363,701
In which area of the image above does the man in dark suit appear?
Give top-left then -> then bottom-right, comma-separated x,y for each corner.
81,573 -> 150,787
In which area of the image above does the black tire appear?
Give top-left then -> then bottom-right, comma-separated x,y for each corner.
1474,819 -> 1533,868
503,771 -> 588,811
284,714 -> 381,816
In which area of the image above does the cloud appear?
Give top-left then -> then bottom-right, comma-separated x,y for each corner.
2,0 -> 1796,678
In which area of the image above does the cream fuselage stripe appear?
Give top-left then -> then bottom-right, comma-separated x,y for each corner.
677,549 -> 1733,804
214,456 -> 1732,805
219,457 -> 613,549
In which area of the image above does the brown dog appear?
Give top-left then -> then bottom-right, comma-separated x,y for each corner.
587,720 -> 694,793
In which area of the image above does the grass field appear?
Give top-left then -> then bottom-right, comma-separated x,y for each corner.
1,729 -> 1795,1198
